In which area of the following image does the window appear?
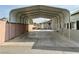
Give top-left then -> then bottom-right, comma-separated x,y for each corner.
77,21 -> 79,30
67,23 -> 69,29
70,22 -> 76,30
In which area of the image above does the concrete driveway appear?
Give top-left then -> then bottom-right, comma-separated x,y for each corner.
0,30 -> 79,54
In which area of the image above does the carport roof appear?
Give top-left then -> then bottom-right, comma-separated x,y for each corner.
10,5 -> 70,19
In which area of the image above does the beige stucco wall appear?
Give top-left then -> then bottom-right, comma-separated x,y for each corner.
0,20 -> 6,43
28,25 -> 36,32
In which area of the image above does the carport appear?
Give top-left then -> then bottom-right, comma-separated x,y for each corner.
0,5 -> 70,43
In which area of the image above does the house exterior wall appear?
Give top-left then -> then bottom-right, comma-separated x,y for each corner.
71,14 -> 79,22
70,13 -> 79,41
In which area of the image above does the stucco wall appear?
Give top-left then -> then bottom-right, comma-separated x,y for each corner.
0,20 -> 6,43
28,25 -> 36,32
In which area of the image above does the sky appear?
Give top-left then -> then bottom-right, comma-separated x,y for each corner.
0,5 -> 79,18
0,5 -> 79,23
33,17 -> 51,23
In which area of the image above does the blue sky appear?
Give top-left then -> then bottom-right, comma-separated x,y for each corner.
0,5 -> 79,18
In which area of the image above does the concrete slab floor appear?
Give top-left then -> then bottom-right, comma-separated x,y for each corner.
0,31 -> 79,54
